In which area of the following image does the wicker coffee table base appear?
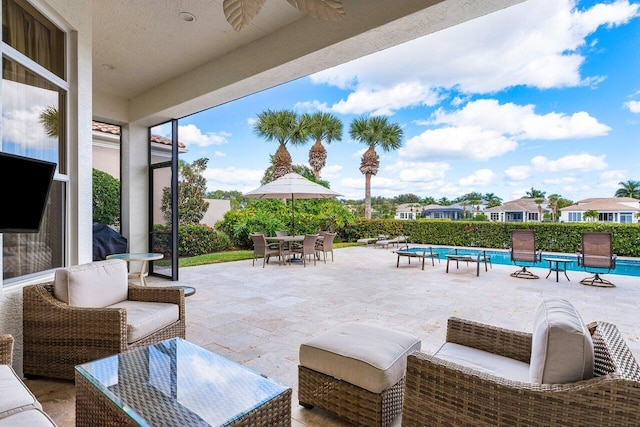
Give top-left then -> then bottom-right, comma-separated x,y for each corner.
76,370 -> 292,427
298,365 -> 404,427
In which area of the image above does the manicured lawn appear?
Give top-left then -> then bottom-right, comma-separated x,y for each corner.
178,242 -> 358,267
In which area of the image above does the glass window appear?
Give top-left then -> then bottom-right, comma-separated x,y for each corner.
2,0 -> 65,78
2,0 -> 66,284
620,213 -> 633,224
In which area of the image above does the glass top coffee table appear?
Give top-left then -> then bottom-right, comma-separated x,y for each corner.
75,338 -> 291,426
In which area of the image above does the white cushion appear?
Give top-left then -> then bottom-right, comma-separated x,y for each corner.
108,300 -> 179,343
434,342 -> 530,383
529,298 -> 594,384
0,408 -> 57,426
299,322 -> 421,394
54,259 -> 128,307
0,365 -> 41,419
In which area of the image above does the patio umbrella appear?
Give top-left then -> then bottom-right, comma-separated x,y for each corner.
243,173 -> 342,236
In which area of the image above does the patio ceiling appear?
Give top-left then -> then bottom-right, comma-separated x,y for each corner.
92,0 -> 525,126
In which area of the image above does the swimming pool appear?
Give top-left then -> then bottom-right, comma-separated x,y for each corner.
400,246 -> 640,277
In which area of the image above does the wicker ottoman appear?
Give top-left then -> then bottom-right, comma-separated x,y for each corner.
298,323 -> 421,427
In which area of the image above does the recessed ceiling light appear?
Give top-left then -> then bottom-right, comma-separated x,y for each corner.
101,63 -> 116,71
179,12 -> 196,22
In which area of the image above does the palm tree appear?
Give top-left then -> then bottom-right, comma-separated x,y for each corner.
483,192 -> 502,208
524,187 -> 546,199
615,180 -> 640,199
304,112 -> 343,179
253,109 -> 309,179
349,116 -> 403,219
547,193 -> 560,222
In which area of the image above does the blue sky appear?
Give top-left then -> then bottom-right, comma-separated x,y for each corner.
174,0 -> 640,203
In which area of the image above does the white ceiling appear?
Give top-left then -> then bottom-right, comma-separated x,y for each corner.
91,0 -> 525,125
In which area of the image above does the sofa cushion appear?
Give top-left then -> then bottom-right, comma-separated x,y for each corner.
108,300 -> 179,343
299,322 -> 421,394
54,259 -> 128,307
434,342 -> 530,383
0,365 -> 42,419
530,298 -> 594,384
0,408 -> 57,426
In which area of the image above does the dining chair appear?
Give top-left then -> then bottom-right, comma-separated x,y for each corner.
293,234 -> 319,267
315,232 -> 336,263
251,233 -> 282,267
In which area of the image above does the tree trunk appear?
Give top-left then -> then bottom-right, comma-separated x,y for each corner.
365,173 -> 372,219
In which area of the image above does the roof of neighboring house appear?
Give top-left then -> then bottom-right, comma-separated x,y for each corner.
560,198 -> 640,212
485,198 -> 548,213
92,121 -> 186,148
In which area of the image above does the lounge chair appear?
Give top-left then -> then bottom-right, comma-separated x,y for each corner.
510,229 -> 542,279
402,298 -> 640,426
578,232 -> 617,287
374,235 -> 407,249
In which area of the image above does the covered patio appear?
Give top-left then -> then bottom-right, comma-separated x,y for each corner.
28,245 -> 640,426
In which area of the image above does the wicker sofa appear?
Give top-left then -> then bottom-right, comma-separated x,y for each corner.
0,335 -> 57,426
23,259 -> 186,380
402,313 -> 640,426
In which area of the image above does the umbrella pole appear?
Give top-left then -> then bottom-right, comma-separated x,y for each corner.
291,196 -> 295,236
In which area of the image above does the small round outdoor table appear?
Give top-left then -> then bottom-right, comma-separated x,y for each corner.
106,252 -> 163,286
544,257 -> 571,282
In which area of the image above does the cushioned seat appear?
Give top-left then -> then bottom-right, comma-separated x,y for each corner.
401,298 -> 639,427
23,259 -> 185,380
299,322 -> 420,426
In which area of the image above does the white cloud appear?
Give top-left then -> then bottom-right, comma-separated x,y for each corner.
399,127 -> 517,161
624,100 -> 640,113
320,164 -> 343,180
329,82 -> 442,116
459,169 -> 495,187
504,165 -> 531,181
179,124 -> 230,148
308,0 -> 639,115
597,169 -> 628,190
203,167 -> 263,191
385,160 -> 450,182
430,99 -> 610,140
294,100 -> 330,113
531,153 -> 607,172
213,151 -> 226,157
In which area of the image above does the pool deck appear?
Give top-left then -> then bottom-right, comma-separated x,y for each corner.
27,245 -> 640,426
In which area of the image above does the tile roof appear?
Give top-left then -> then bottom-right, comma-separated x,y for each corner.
485,198 -> 547,212
92,121 -> 186,148
560,198 -> 640,212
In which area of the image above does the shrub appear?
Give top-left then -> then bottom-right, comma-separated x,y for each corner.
92,168 -> 120,226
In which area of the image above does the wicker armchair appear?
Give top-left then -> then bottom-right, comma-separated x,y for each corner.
402,317 -> 640,426
23,281 -> 185,380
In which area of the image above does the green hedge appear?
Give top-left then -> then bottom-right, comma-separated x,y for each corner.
153,224 -> 233,257
338,219 -> 640,257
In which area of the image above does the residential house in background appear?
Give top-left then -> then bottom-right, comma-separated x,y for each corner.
486,198 -> 549,222
395,203 -> 430,220
559,198 -> 640,223
395,202 -> 487,221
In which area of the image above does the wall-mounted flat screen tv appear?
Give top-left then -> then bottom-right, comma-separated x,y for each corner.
0,152 -> 56,233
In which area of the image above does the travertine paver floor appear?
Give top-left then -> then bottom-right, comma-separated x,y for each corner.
26,245 -> 640,426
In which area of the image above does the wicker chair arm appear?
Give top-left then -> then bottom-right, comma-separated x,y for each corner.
403,350 -> 636,426
127,285 -> 185,320
446,317 -> 532,363
0,335 -> 14,365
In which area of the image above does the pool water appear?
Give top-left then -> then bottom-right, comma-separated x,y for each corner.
400,246 -> 640,277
